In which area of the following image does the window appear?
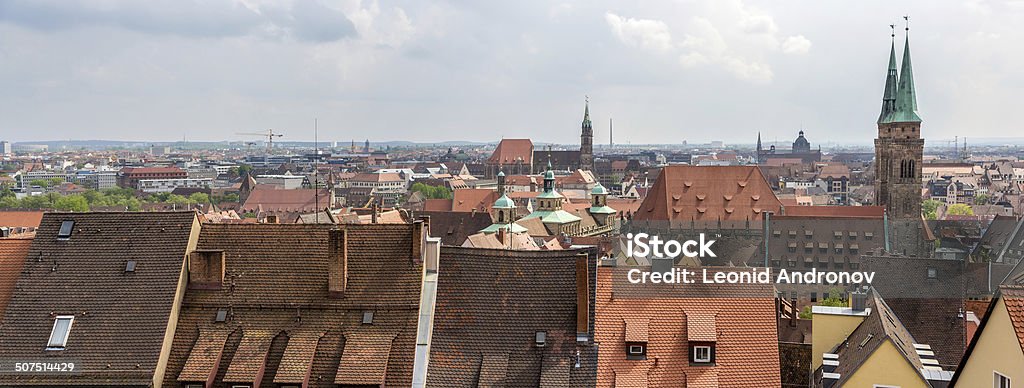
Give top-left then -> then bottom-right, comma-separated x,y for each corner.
995,371 -> 1010,388
927,267 -> 937,279
362,311 -> 374,324
811,292 -> 818,302
47,315 -> 74,349
692,345 -> 712,363
184,385 -> 204,388
57,220 -> 74,239
535,331 -> 546,347
627,344 -> 646,357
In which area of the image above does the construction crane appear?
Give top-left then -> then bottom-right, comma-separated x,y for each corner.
244,142 -> 257,154
237,129 -> 284,153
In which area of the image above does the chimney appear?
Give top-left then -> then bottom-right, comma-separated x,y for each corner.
412,219 -> 426,264
189,250 -> 225,289
329,229 -> 348,297
576,253 -> 590,343
424,237 -> 440,274
371,203 -> 379,224
851,292 -> 867,312
790,298 -> 797,327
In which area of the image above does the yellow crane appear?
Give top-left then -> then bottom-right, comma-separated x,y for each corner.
237,129 -> 283,153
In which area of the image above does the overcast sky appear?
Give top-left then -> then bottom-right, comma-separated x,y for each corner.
1,0 -> 1021,145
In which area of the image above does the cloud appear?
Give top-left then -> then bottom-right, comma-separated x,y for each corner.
781,35 -> 812,54
0,0 -> 358,42
604,12 -> 674,52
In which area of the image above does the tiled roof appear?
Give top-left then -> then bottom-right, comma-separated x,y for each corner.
1002,285 -> 1024,354
0,210 -> 43,228
163,223 -> 425,388
0,211 -> 200,386
351,172 -> 404,182
451,189 -> 500,213
426,247 -> 597,387
420,210 -> 494,246
827,290 -> 931,387
240,186 -> 331,213
633,165 -> 783,227
782,205 -> 885,218
488,139 -> 534,165
595,266 -> 781,387
0,237 -> 32,321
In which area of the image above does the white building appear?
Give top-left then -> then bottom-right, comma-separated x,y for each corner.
0,141 -> 10,155
137,178 -> 213,193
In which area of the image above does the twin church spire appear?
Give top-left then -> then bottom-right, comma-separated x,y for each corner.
878,20 -> 921,124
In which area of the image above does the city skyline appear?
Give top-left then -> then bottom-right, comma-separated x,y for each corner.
2,1 -> 1023,144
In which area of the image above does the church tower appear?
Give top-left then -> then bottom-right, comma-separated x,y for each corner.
875,25 -> 924,220
580,98 -> 594,171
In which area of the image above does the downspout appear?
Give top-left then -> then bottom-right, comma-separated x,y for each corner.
883,209 -> 891,253
764,211 -> 771,267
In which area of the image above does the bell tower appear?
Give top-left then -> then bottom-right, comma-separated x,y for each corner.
580,97 -> 594,171
875,22 -> 923,220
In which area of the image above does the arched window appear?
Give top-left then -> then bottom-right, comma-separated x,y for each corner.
498,211 -> 505,223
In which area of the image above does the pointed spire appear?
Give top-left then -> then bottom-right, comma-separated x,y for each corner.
893,17 -> 922,123
877,26 -> 899,124
582,96 -> 592,129
756,132 -> 762,152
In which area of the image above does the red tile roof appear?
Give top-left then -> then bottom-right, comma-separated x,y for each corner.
1003,285 -> 1024,354
451,188 -> 499,213
240,186 -> 331,213
0,211 -> 43,228
595,266 -> 781,387
488,139 -> 534,165
783,205 -> 884,218
633,166 -> 782,226
0,237 -> 31,320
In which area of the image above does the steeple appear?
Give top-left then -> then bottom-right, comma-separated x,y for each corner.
582,97 -> 592,129
878,28 -> 899,124
892,21 -> 921,123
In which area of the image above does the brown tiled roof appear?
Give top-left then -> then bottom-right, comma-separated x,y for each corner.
0,237 -> 32,321
538,356 -> 571,388
240,186 -> 331,213
451,188 -> 499,213
633,166 -> 782,227
0,210 -> 43,228
624,318 -> 649,343
335,333 -> 398,385
178,328 -> 231,383
223,330 -> 275,383
1003,285 -> 1024,354
595,266 -> 781,387
0,211 -> 200,386
477,353 -> 509,387
420,210 -> 494,246
423,198 -> 455,211
782,205 -> 884,218
488,139 -> 534,165
163,223 -> 424,388
426,247 -> 597,387
273,330 -> 323,384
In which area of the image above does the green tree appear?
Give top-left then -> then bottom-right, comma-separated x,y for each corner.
410,182 -> 452,199
922,199 -> 942,220
237,164 -> 253,178
974,193 -> 990,205
188,192 -> 211,204
54,195 -> 89,212
29,179 -> 50,188
947,203 -> 974,216
166,194 -> 190,205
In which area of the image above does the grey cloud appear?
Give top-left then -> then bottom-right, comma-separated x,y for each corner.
0,0 -> 356,42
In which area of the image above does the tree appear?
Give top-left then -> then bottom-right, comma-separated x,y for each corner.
237,164 -> 253,178
409,182 -> 452,199
188,192 -> 210,204
922,199 -> 942,220
975,193 -> 990,205
54,195 -> 89,212
947,203 -> 974,216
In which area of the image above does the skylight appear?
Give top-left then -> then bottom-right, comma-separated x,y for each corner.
47,315 -> 74,349
57,220 -> 74,239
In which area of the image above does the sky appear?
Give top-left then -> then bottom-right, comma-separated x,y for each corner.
1,0 -> 1022,145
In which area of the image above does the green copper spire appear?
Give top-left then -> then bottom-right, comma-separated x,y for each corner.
891,32 -> 921,123
877,35 -> 899,124
582,96 -> 592,128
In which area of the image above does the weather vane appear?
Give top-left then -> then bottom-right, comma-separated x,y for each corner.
903,15 -> 910,31
889,24 -> 895,38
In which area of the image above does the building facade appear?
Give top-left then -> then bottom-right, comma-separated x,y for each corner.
875,32 -> 924,219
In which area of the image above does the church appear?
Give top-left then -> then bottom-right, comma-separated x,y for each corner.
756,130 -> 822,164
484,99 -> 595,178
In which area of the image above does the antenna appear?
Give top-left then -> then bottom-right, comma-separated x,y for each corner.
609,118 -> 614,149
314,118 -> 320,224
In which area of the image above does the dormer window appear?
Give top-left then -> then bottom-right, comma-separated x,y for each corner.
690,343 -> 715,365
626,343 -> 646,360
47,315 -> 74,350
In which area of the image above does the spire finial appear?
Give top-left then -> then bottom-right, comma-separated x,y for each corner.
890,23 -> 895,38
903,15 -> 909,32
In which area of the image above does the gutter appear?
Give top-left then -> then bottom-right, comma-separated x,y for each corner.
411,237 -> 441,388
